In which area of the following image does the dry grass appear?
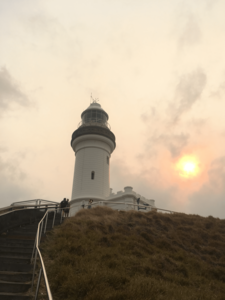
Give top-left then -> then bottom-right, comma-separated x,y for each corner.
41,207 -> 225,300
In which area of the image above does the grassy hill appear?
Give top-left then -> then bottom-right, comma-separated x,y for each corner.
42,207 -> 225,300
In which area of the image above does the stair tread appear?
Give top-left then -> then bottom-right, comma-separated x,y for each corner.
0,247 -> 33,250
0,255 -> 31,259
0,271 -> 32,275
0,238 -> 34,241
0,280 -> 31,285
0,254 -> 31,258
0,292 -> 31,298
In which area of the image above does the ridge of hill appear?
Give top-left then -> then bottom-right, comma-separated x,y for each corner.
42,207 -> 225,300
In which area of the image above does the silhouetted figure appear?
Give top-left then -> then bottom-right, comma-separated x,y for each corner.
64,199 -> 70,217
60,198 -> 70,217
60,198 -> 67,209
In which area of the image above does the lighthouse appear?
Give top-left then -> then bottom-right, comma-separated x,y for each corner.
69,100 -> 155,216
70,101 -> 116,211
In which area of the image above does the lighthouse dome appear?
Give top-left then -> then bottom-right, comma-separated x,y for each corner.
80,102 -> 109,127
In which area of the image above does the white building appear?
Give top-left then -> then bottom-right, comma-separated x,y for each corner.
69,101 -> 155,216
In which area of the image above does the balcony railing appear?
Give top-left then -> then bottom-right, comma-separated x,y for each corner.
77,120 -> 111,130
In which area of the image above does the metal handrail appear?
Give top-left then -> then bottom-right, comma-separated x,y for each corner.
31,206 -> 70,300
10,199 -> 59,206
82,202 -> 153,210
81,201 -> 179,214
0,203 -> 60,214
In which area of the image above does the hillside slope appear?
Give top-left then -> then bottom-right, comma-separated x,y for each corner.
42,207 -> 225,300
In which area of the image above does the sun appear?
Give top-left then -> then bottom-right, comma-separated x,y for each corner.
183,161 -> 196,173
176,156 -> 200,178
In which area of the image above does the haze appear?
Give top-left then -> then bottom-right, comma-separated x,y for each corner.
0,0 -> 225,218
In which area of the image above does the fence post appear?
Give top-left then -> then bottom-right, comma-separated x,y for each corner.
52,210 -> 56,228
39,222 -> 43,245
44,212 -> 49,234
60,209 -> 63,224
31,247 -> 38,289
34,268 -> 43,300
31,232 -> 37,263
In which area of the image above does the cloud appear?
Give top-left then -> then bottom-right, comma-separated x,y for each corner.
208,156 -> 225,190
0,147 -> 7,153
0,155 -> 27,182
110,158 -> 178,211
140,107 -> 157,123
25,13 -> 64,38
210,81 -> 225,99
201,0 -> 219,9
169,69 -> 207,123
189,156 -> 225,218
139,129 -> 190,162
178,13 -> 202,48
0,178 -> 34,208
0,153 -> 37,207
0,67 -> 30,115
139,70 -> 207,161
154,133 -> 190,158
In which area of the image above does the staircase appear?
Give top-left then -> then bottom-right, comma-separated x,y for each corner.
0,211 -> 62,299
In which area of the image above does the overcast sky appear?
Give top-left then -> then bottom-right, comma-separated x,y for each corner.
1,0 -> 225,218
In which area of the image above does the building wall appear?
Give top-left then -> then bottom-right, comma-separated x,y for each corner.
71,135 -> 114,200
69,186 -> 155,216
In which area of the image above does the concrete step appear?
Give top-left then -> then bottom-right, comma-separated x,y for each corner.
0,271 -> 32,282
0,292 -> 32,300
0,247 -> 33,254
0,239 -> 34,248
8,222 -> 61,233
1,235 -> 35,241
15,225 -> 52,230
0,252 -> 31,258
0,263 -> 32,272
20,217 -> 61,226
0,280 -> 31,293
6,232 -> 38,238
10,228 -> 54,235
7,229 -> 60,238
0,256 -> 31,265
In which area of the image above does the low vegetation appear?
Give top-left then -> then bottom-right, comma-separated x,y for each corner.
42,207 -> 225,300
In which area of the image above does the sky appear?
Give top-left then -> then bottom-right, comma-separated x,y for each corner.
0,0 -> 225,218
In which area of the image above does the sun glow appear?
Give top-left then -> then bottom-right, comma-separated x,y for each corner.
176,156 -> 200,178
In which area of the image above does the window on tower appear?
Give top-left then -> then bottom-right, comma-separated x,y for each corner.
97,111 -> 101,123
82,109 -> 108,125
91,110 -> 97,121
91,171 -> 95,180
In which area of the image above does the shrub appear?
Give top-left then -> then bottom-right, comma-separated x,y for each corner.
42,207 -> 225,300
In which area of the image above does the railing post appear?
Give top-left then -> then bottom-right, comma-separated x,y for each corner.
60,209 -> 63,224
31,246 -> 38,289
44,212 -> 48,234
52,210 -> 56,228
31,232 -> 37,263
35,268 -> 43,300
39,222 -> 44,245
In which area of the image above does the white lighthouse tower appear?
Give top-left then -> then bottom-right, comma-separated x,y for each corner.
70,101 -> 116,214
